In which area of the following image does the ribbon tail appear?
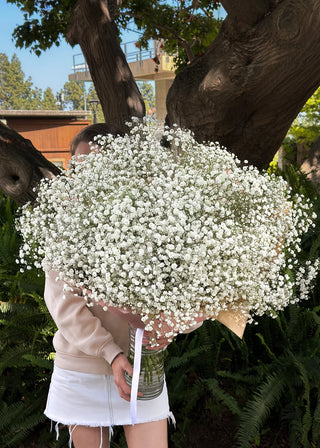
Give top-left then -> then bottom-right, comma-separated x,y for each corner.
130,327 -> 144,425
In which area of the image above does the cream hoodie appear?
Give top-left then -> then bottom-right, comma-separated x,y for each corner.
44,270 -> 203,376
44,270 -> 129,375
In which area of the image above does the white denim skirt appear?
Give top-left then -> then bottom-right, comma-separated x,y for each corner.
44,365 -> 173,428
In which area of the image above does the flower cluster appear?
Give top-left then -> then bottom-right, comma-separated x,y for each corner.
17,119 -> 319,339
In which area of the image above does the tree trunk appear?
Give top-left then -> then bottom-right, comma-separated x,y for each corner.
301,136 -> 320,184
66,0 -> 145,131
2,0 -> 320,203
0,122 -> 61,204
166,0 -> 320,168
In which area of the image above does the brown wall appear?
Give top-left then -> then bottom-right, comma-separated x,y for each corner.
6,117 -> 91,169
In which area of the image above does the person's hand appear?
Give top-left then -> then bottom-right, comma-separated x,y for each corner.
111,353 -> 142,401
142,313 -> 207,348
143,330 -> 171,350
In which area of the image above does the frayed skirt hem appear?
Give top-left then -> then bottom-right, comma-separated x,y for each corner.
44,410 -> 175,428
46,412 -> 176,448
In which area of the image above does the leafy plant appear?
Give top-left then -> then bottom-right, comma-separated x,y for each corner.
285,87 -> 320,148
163,165 -> 320,448
0,191 -> 57,447
2,161 -> 320,448
236,305 -> 320,448
0,52 -> 59,110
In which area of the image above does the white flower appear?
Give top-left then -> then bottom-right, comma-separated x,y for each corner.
16,118 -> 319,340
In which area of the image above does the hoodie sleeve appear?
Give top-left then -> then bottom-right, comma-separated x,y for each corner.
44,270 -> 123,365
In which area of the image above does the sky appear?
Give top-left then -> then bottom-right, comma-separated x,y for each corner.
0,1 -> 226,96
0,0 -> 138,95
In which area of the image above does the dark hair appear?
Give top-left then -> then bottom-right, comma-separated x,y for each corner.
70,123 -> 124,156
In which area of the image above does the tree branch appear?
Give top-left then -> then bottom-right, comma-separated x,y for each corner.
67,0 -> 145,129
108,0 -> 123,20
167,0 -> 320,168
0,122 -> 61,204
118,11 -> 196,62
200,7 -> 213,19
220,0 -> 271,29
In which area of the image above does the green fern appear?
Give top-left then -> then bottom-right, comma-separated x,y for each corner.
289,353 -> 312,446
236,371 -> 287,448
2,153 -> 320,447
0,400 -> 46,447
165,344 -> 212,372
216,369 -> 257,383
311,397 -> 320,442
255,332 -> 278,362
288,415 -> 305,448
0,191 -> 56,446
203,377 -> 241,416
236,304 -> 320,448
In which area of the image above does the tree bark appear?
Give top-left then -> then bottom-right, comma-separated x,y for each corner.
166,0 -> 320,168
2,0 -> 320,204
221,0 -> 271,31
0,122 -> 61,204
66,0 -> 145,131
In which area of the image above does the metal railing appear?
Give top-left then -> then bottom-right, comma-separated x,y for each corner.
71,39 -> 162,74
122,40 -> 154,63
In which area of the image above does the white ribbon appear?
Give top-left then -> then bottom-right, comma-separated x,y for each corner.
130,327 -> 144,425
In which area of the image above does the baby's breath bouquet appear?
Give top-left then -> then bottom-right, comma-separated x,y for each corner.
17,119 -> 319,341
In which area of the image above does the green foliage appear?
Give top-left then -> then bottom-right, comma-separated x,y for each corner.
164,301 -> 320,447
162,166 -> 320,448
7,1 -> 223,70
0,52 -> 59,110
0,387 -> 45,448
62,80 -> 85,110
60,80 -> 155,120
0,191 -> 58,447
137,81 -> 155,114
61,81 -> 104,120
87,83 -> 104,122
165,320 -> 244,447
236,168 -> 320,448
0,52 -> 35,109
275,163 -> 320,263
42,87 -> 58,109
284,87 -> 320,151
119,1 -> 222,70
2,165 -> 320,448
236,305 -> 320,448
7,0 -> 77,56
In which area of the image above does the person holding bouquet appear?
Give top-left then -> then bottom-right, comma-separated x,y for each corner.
18,120 -> 318,448
43,123 -> 202,448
